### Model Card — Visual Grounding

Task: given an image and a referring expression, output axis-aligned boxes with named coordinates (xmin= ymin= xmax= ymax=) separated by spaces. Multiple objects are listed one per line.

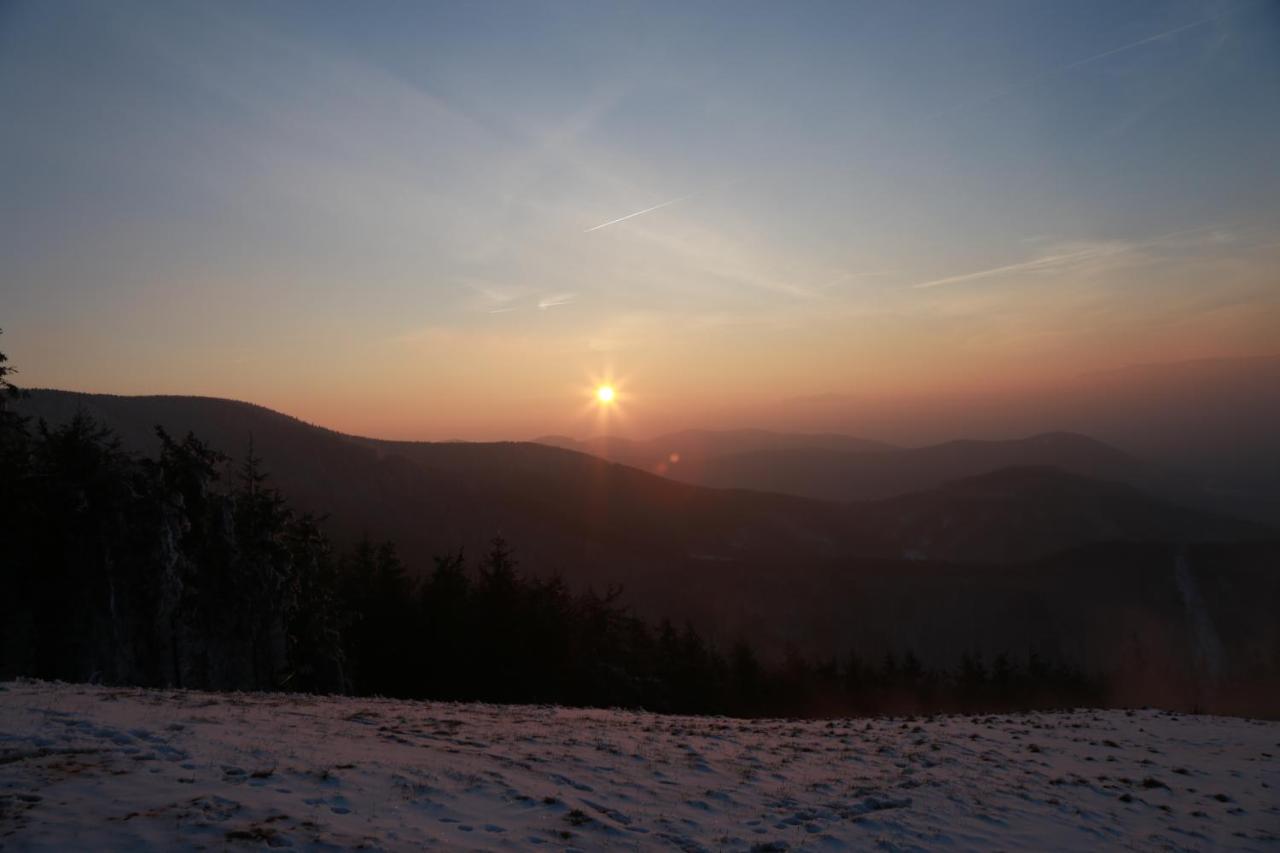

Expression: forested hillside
xmin=4 ymin=339 xmax=1278 ymax=716
xmin=0 ymin=338 xmax=1100 ymax=714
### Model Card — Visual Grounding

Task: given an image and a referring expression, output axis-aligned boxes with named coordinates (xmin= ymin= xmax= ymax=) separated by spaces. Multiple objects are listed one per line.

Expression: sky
xmin=2 ymin=0 xmax=1279 ymax=439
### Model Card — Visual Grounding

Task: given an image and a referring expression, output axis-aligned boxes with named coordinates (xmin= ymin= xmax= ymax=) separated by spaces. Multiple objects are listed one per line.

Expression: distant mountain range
xmin=15 ymin=389 xmax=1279 ymax=709
xmin=535 ymin=429 xmax=1195 ymax=506
xmin=853 ymin=466 xmax=1264 ymax=564
xmin=759 ymin=353 xmax=1280 ymax=526
xmin=534 ymin=429 xmax=898 ymax=479
xmin=21 ymin=391 xmax=1265 ymax=568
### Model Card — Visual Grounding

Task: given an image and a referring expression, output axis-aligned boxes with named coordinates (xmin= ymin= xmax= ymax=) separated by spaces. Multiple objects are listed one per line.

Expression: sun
xmin=582 ymin=372 xmax=626 ymax=421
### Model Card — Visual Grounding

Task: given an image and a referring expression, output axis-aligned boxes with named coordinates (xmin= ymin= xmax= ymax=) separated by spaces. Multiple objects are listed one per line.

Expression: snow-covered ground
xmin=1 ymin=681 xmax=1276 ymax=851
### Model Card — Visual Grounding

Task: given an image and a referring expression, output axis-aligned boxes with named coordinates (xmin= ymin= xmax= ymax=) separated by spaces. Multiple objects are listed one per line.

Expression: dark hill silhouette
xmin=19 ymin=391 xmax=1263 ymax=570
xmin=14 ymin=389 xmax=1277 ymax=703
xmin=14 ymin=391 xmax=864 ymax=611
xmin=700 ymin=432 xmax=1175 ymax=499
xmin=767 ymin=354 xmax=1280 ymax=526
xmin=535 ymin=428 xmax=896 ymax=480
xmin=854 ymin=466 xmax=1268 ymax=564
xmin=540 ymin=429 xmax=1197 ymax=506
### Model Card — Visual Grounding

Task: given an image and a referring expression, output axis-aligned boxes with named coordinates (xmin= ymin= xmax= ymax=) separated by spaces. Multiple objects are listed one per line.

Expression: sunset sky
xmin=3 ymin=0 xmax=1279 ymax=439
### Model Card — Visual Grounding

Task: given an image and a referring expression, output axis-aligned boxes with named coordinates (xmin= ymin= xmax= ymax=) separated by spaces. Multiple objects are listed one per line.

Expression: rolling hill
xmin=538 ymin=429 xmax=1197 ymax=506
xmin=534 ymin=429 xmax=896 ymax=480
xmin=850 ymin=465 xmax=1269 ymax=564
xmin=763 ymin=354 xmax=1280 ymax=526
xmin=14 ymin=389 xmax=1278 ymax=710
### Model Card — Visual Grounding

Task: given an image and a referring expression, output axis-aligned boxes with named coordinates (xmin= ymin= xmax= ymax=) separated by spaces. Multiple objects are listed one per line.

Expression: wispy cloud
xmin=820 ymin=270 xmax=898 ymax=289
xmin=1058 ymin=14 xmax=1226 ymax=73
xmin=583 ymin=195 xmax=692 ymax=233
xmin=537 ymin=292 xmax=576 ymax=309
xmin=912 ymin=244 xmax=1128 ymax=289
xmin=929 ymin=7 xmax=1237 ymax=121
xmin=912 ymin=225 xmax=1235 ymax=290
xmin=464 ymin=280 xmax=517 ymax=303
xmin=462 ymin=280 xmax=527 ymax=315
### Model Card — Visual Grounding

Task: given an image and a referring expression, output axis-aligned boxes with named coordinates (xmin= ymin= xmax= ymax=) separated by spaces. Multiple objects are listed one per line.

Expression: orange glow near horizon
xmin=581 ymin=371 xmax=631 ymax=434
xmin=5 ymin=2 xmax=1280 ymax=447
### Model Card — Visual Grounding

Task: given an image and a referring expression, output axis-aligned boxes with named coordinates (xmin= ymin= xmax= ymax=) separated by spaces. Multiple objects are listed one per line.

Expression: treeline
xmin=0 ymin=336 xmax=1101 ymax=715
xmin=338 ymin=539 xmax=1101 ymax=715
xmin=0 ymin=411 xmax=348 ymax=693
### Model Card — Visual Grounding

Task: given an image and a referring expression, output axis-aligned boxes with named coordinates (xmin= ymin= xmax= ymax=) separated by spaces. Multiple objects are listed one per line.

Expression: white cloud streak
xmin=537 ymin=293 xmax=576 ymax=309
xmin=928 ymin=8 xmax=1234 ymax=121
xmin=583 ymin=195 xmax=692 ymax=233
xmin=912 ymin=244 xmax=1128 ymax=289
xmin=1058 ymin=14 xmax=1224 ymax=73
xmin=912 ymin=225 xmax=1233 ymax=290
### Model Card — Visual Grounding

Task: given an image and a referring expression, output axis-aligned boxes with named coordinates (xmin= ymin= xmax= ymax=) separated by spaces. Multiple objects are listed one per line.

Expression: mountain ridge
xmin=14 ymin=388 xmax=1276 ymax=686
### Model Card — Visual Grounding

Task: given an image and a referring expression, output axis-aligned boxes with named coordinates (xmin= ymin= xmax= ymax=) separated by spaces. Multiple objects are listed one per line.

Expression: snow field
xmin=1 ymin=681 xmax=1276 ymax=851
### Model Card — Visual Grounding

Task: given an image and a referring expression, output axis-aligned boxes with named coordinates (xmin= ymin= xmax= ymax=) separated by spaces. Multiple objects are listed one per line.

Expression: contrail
xmin=584 ymin=195 xmax=692 ymax=233
xmin=1059 ymin=14 xmax=1223 ymax=73
xmin=912 ymin=245 xmax=1121 ymax=289
xmin=912 ymin=224 xmax=1226 ymax=289
xmin=928 ymin=8 xmax=1235 ymax=121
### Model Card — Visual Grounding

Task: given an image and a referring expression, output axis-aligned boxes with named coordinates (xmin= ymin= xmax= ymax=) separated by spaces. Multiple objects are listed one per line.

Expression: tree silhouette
xmin=0 ymin=331 xmax=1104 ymax=716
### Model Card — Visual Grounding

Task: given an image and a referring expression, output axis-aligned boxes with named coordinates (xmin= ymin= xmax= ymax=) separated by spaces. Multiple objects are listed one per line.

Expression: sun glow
xmin=580 ymin=372 xmax=628 ymax=430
